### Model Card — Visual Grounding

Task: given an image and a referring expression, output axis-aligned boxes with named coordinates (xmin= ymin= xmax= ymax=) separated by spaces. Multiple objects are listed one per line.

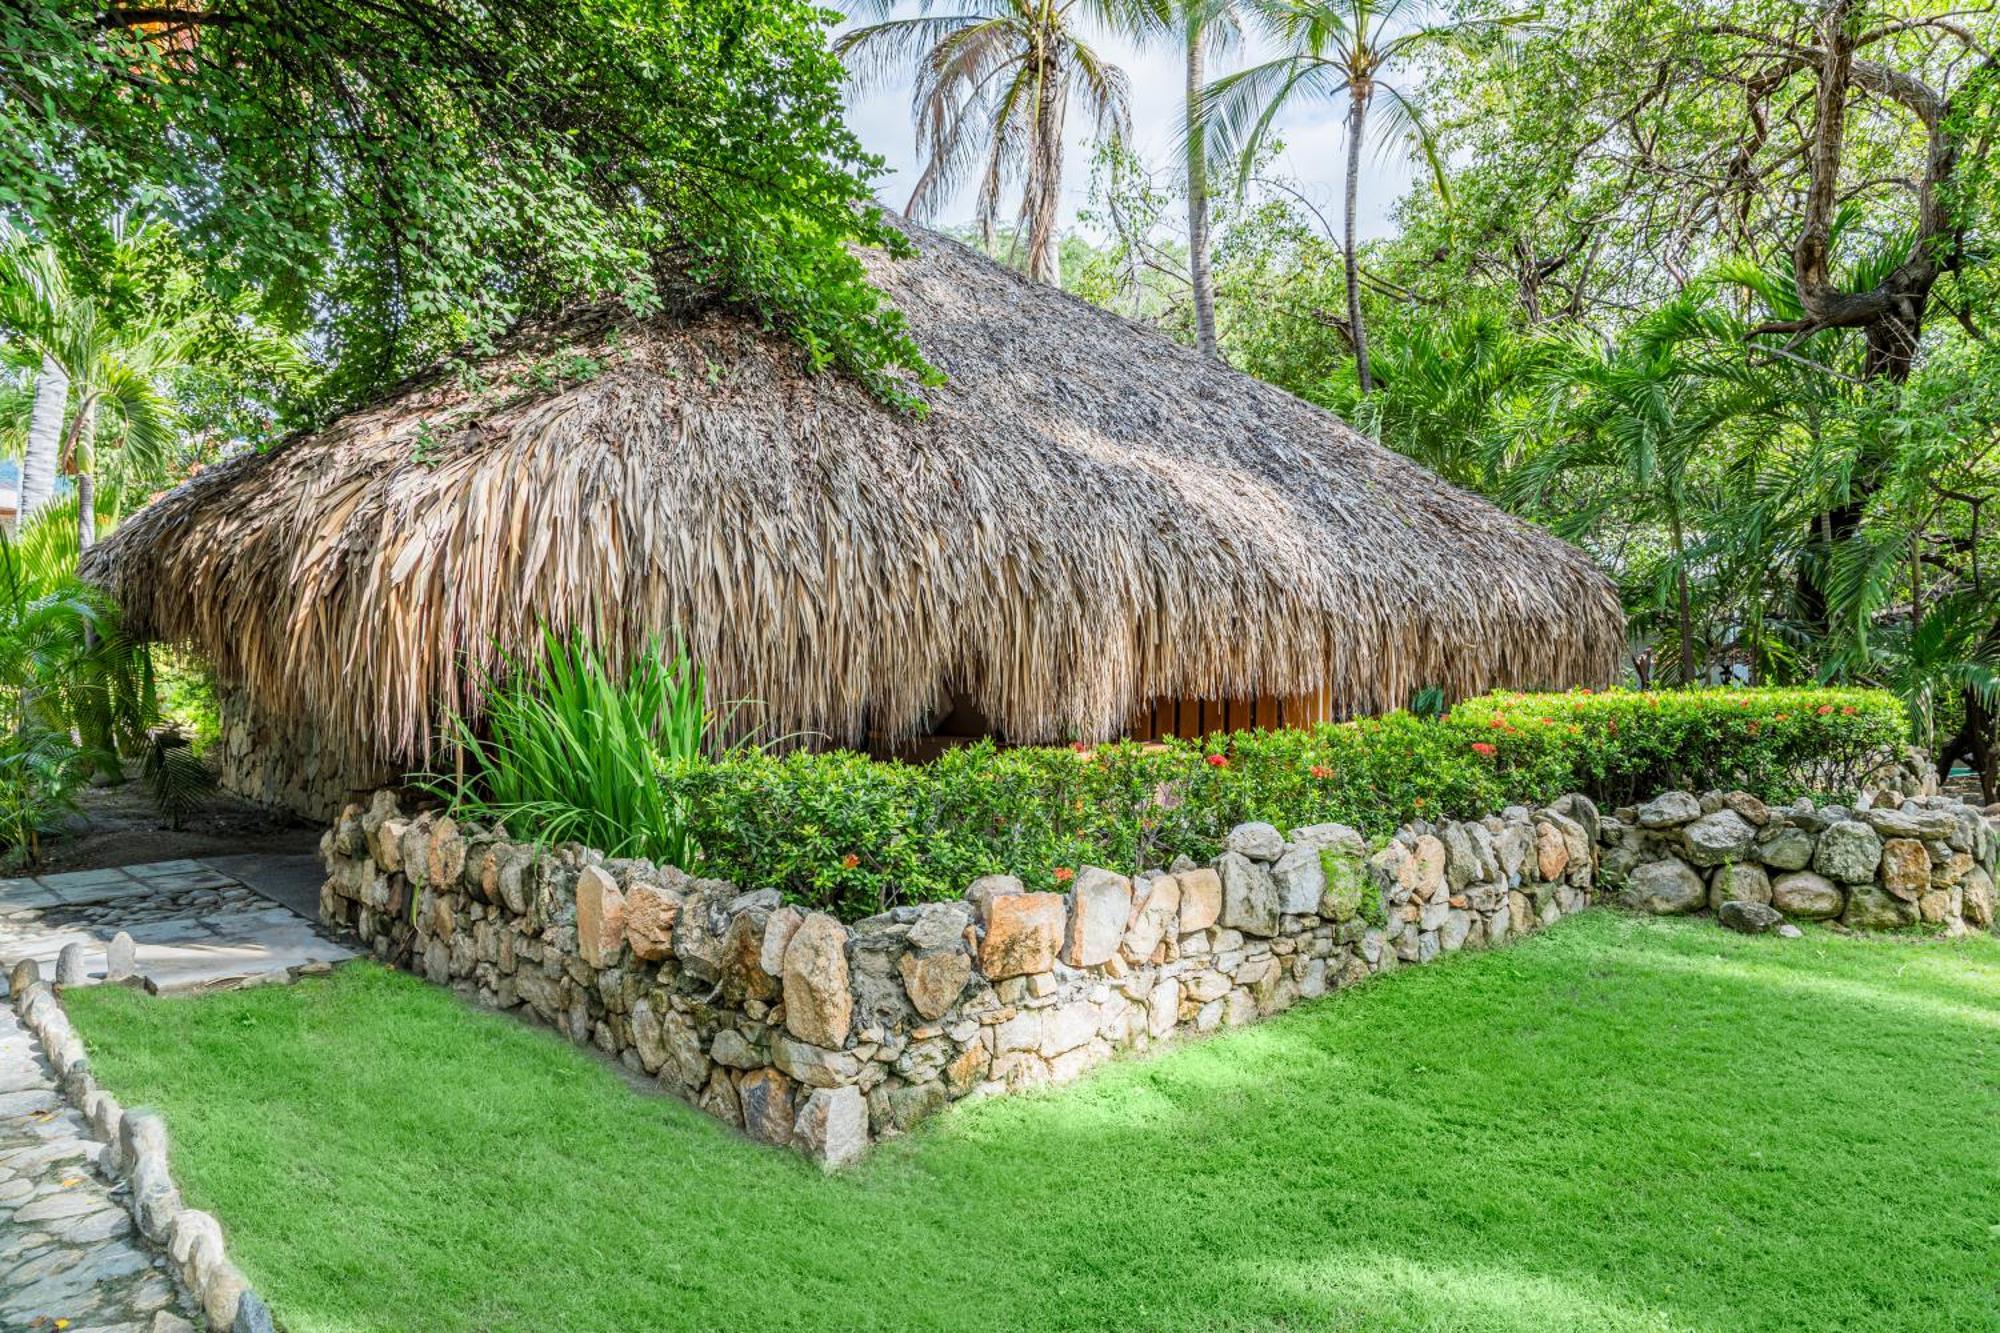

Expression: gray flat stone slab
xmin=37 ymin=868 xmax=141 ymax=902
xmin=202 ymin=852 xmax=325 ymax=920
xmin=0 ymin=882 xmax=60 ymax=914
xmin=122 ymin=859 xmax=208 ymax=877
xmin=129 ymin=867 xmax=240 ymax=892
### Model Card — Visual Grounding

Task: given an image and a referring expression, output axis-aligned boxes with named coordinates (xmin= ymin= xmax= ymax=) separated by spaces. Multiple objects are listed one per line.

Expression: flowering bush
xmin=666 ymin=687 xmax=1907 ymax=918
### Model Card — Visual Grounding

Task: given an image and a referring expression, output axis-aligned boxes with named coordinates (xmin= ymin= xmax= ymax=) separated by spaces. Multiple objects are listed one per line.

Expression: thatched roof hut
xmin=85 ymin=218 xmax=1622 ymax=811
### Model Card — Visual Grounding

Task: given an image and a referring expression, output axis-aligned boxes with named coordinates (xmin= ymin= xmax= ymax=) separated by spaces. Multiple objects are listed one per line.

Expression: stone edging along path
xmin=7 ymin=956 xmax=277 ymax=1333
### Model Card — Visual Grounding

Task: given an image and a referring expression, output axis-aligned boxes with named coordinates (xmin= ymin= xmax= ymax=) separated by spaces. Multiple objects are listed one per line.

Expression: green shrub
xmin=668 ymin=687 xmax=1909 ymax=918
xmin=1450 ymin=687 xmax=1907 ymax=808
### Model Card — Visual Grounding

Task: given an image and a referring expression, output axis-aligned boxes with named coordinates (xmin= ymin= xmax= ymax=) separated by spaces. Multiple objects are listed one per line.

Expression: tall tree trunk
xmin=20 ymin=354 xmax=67 ymax=523
xmin=67 ymin=401 xmax=98 ymax=553
xmin=1670 ymin=508 xmax=1695 ymax=684
xmin=1344 ymin=86 xmax=1372 ymax=394
xmin=1025 ymin=54 xmax=1068 ymax=286
xmin=1186 ymin=26 xmax=1218 ymax=358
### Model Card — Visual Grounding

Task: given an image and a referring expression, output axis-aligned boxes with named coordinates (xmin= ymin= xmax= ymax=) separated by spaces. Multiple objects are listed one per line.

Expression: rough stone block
xmin=1814 ymin=820 xmax=1883 ymax=884
xmin=1619 ymin=857 xmax=1704 ymax=914
xmin=1270 ymin=845 xmax=1325 ymax=915
xmin=1878 ymin=838 xmax=1929 ymax=902
xmin=624 ymin=881 xmax=683 ymax=962
xmin=1122 ymin=873 xmax=1180 ymax=963
xmin=1682 ymin=809 xmax=1757 ymax=867
xmin=574 ymin=865 xmax=625 ymax=969
xmin=1709 ymin=862 xmax=1771 ymax=911
xmin=1062 ymin=867 xmax=1133 ymax=967
xmin=782 ymin=912 xmax=853 ymax=1048
xmin=1226 ymin=822 xmax=1284 ymax=861
xmin=978 ymin=892 xmax=1065 ymax=979
xmin=1770 ymin=870 xmax=1843 ymax=920
xmin=793 ymin=1086 xmax=869 ymax=1170
xmin=1176 ymin=867 xmax=1222 ymax=933
xmin=1217 ymin=852 xmax=1279 ymax=937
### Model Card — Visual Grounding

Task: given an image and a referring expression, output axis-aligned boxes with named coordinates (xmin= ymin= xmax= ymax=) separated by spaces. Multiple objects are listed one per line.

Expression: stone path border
xmin=8 ymin=956 xmax=276 ymax=1332
xmin=0 ymin=1002 xmax=194 ymax=1331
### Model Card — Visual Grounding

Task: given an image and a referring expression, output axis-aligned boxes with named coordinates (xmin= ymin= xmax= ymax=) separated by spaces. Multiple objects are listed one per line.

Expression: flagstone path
xmin=0 ymin=853 xmax=351 ymax=1328
xmin=0 ymin=1004 xmax=197 ymax=1330
xmin=0 ymin=856 xmax=352 ymax=996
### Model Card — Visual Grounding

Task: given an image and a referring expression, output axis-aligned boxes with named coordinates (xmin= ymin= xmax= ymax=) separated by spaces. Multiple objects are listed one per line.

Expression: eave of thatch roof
xmin=84 ymin=217 xmax=1624 ymax=767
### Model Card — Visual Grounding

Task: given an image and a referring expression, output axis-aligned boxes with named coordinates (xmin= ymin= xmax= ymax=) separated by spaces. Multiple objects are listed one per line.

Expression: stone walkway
xmin=0 ymin=856 xmax=353 ymax=996
xmin=0 ymin=1005 xmax=196 ymax=1330
xmin=0 ymin=854 xmax=352 ymax=1328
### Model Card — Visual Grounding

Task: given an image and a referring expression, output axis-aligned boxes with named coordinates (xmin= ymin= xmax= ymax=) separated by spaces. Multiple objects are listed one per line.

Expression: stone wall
xmin=1599 ymin=789 xmax=1997 ymax=934
xmin=319 ymin=792 xmax=1601 ymax=1167
xmin=214 ymin=684 xmax=392 ymax=821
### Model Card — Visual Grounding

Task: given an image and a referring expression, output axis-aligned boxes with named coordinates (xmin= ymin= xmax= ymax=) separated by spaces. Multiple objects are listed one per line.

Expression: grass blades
xmin=66 ymin=915 xmax=2000 ymax=1332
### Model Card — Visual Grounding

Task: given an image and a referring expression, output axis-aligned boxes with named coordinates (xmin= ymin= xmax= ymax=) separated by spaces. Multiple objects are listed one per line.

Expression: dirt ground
xmin=31 ymin=775 xmax=320 ymax=874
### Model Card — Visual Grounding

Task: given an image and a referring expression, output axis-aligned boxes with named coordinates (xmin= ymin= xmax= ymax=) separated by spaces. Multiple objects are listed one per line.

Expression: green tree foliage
xmin=1205 ymin=0 xmax=1527 ymax=391
xmin=1 ymin=1 xmax=931 ymax=409
xmin=1046 ymin=0 xmax=2000 ymax=796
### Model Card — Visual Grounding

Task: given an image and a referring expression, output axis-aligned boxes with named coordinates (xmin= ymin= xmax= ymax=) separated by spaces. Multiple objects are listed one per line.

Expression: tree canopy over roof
xmin=0 ymin=0 xmax=929 ymax=412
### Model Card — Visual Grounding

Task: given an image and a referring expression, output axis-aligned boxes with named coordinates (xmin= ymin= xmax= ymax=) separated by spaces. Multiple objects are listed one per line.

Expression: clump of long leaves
xmin=0 ymin=499 xmax=160 ymax=859
xmin=435 ymin=629 xmax=720 ymax=866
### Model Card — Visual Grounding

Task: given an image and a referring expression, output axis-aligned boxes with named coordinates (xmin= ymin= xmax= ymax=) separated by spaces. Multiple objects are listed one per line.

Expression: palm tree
xmin=1205 ymin=0 xmax=1526 ymax=392
xmin=1170 ymin=0 xmax=1243 ymax=357
xmin=0 ymin=230 xmax=188 ymax=552
xmin=837 ymin=0 xmax=1149 ymax=285
xmin=0 ymin=242 xmax=75 ymax=522
xmin=1509 ymin=295 xmax=1766 ymax=686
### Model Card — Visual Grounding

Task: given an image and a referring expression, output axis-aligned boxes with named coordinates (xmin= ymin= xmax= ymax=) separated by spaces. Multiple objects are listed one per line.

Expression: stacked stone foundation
xmin=1600 ymin=789 xmax=1997 ymax=933
xmin=318 ymin=793 xmax=1601 ymax=1167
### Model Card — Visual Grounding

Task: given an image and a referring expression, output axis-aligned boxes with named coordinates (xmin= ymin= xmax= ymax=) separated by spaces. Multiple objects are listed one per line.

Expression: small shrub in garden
xmin=666 ymin=687 xmax=1909 ymax=917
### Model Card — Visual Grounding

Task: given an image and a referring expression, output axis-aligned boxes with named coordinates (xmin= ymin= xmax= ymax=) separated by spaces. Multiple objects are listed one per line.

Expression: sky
xmin=834 ymin=8 xmax=1419 ymax=247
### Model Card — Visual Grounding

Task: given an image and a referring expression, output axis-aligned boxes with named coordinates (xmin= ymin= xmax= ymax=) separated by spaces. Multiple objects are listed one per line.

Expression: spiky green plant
xmin=433 ymin=629 xmax=720 ymax=866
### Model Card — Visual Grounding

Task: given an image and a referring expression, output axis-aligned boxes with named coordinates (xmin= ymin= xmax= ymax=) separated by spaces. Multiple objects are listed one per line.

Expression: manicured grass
xmin=68 ymin=915 xmax=2000 ymax=1332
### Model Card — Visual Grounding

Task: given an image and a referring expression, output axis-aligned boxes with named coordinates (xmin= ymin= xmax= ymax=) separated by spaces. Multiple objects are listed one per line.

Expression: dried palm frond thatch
xmin=83 ymin=218 xmax=1622 ymax=772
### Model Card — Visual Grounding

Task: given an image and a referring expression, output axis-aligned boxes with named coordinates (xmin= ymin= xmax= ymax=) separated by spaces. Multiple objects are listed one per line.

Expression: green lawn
xmin=67 ymin=914 xmax=2000 ymax=1333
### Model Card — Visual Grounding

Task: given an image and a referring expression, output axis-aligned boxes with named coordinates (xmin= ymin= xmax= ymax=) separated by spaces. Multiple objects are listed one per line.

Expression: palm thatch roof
xmin=84 ymin=218 xmax=1623 ymax=769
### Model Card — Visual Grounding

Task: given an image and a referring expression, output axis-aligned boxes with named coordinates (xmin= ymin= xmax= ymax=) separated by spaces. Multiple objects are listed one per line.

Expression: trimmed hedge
xmin=667 ymin=687 xmax=1908 ymax=919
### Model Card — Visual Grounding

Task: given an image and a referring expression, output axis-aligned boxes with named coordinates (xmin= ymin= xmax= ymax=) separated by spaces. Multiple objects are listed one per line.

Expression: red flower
xmin=1774 ymin=713 xmax=1789 ymax=722
xmin=1816 ymin=704 xmax=1833 ymax=716
xmin=840 ymin=853 xmax=859 ymax=870
xmin=1489 ymin=717 xmax=1506 ymax=728
xmin=1071 ymin=741 xmax=1090 ymax=752
xmin=1607 ymin=720 xmax=1618 ymax=735
xmin=1842 ymin=705 xmax=1857 ymax=716
xmin=1054 ymin=866 xmax=1076 ymax=884
xmin=1309 ymin=764 xmax=1334 ymax=780
xmin=1205 ymin=754 xmax=1229 ymax=768
xmin=1471 ymin=741 xmax=1497 ymax=757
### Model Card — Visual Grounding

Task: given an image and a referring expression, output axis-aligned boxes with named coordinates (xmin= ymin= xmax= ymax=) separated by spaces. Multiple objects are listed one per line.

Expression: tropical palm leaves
xmin=838 ymin=0 xmax=1151 ymax=283
xmin=1204 ymin=0 xmax=1531 ymax=391
xmin=0 ymin=219 xmax=195 ymax=547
